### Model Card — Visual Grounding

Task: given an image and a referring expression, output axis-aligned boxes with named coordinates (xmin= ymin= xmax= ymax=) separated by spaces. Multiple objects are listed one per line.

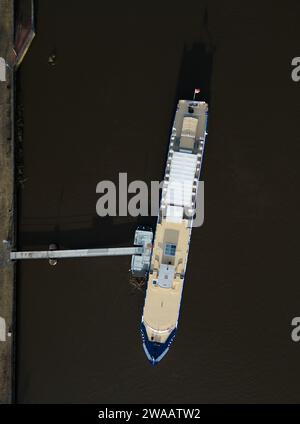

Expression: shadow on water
xmin=20 ymin=214 xmax=157 ymax=249
xmin=175 ymin=1 xmax=215 ymax=106
xmin=175 ymin=42 xmax=214 ymax=105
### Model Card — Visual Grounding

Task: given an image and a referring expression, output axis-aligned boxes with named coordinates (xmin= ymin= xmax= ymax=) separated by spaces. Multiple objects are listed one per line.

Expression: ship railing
xmin=144 ymin=322 xmax=174 ymax=335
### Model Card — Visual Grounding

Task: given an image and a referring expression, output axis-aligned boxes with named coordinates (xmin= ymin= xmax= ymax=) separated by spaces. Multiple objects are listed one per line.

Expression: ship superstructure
xmin=141 ymin=99 xmax=208 ymax=364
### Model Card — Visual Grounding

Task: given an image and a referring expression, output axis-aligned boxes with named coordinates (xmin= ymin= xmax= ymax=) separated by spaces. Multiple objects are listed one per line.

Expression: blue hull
xmin=141 ymin=322 xmax=177 ymax=365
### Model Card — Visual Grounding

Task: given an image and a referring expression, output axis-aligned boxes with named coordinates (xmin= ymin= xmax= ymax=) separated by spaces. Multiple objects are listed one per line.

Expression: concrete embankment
xmin=0 ymin=0 xmax=15 ymax=404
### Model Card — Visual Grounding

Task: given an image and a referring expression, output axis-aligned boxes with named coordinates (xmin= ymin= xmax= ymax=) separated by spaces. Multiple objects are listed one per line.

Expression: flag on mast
xmin=193 ymin=88 xmax=201 ymax=100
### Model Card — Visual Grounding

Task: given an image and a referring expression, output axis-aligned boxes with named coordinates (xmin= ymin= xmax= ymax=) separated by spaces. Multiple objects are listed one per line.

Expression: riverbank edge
xmin=0 ymin=0 xmax=15 ymax=404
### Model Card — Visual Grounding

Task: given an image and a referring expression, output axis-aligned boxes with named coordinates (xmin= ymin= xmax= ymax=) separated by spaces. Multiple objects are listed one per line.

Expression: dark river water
xmin=16 ymin=0 xmax=300 ymax=403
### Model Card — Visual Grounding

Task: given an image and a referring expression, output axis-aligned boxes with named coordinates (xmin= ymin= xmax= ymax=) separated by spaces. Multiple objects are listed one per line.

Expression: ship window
xmin=164 ymin=243 xmax=176 ymax=257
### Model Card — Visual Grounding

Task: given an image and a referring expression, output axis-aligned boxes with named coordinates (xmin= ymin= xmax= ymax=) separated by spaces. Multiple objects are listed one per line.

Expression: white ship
xmin=140 ymin=99 xmax=208 ymax=364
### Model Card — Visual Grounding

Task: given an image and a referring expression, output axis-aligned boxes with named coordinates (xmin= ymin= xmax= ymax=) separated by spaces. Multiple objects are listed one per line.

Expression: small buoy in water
xmin=49 ymin=243 xmax=58 ymax=266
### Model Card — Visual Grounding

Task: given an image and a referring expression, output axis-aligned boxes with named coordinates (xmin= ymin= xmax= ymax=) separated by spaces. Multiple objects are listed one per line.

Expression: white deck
xmin=165 ymin=151 xmax=198 ymax=208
